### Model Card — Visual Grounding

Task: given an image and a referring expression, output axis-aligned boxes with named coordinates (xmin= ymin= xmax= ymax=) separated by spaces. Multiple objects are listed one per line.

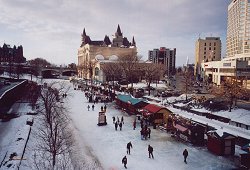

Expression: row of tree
xmin=78 ymin=54 xmax=167 ymax=95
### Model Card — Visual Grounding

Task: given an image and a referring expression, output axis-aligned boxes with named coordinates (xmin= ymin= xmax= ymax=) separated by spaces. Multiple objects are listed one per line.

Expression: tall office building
xmin=226 ymin=0 xmax=250 ymax=58
xmin=148 ymin=47 xmax=176 ymax=76
xmin=195 ymin=37 xmax=221 ymax=77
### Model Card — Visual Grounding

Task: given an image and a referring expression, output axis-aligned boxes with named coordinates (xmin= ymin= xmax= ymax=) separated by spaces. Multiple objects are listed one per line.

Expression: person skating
xmin=92 ymin=104 xmax=95 ymax=111
xmin=115 ymin=121 xmax=118 ymax=131
xmin=104 ymin=104 xmax=107 ymax=112
xmin=121 ymin=116 xmax=124 ymax=124
xmin=183 ymin=149 xmax=188 ymax=164
xmin=87 ymin=105 xmax=90 ymax=111
xmin=112 ymin=116 xmax=115 ymax=124
xmin=147 ymin=127 xmax=151 ymax=139
xmin=119 ymin=122 xmax=123 ymax=131
xmin=101 ymin=106 xmax=103 ymax=112
xmin=133 ymin=119 xmax=136 ymax=130
xmin=148 ymin=145 xmax=154 ymax=159
xmin=117 ymin=116 xmax=120 ymax=124
xmin=126 ymin=142 xmax=133 ymax=155
xmin=122 ymin=156 xmax=127 ymax=169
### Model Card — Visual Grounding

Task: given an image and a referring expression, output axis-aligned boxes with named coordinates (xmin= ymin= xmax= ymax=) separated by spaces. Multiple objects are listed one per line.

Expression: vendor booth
xmin=142 ymin=104 xmax=172 ymax=126
xmin=207 ymin=130 xmax=235 ymax=156
xmin=115 ymin=94 xmax=147 ymax=115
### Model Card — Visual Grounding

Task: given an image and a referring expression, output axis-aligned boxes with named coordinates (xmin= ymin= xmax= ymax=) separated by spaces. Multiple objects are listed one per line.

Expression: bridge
xmin=0 ymin=63 xmax=77 ymax=78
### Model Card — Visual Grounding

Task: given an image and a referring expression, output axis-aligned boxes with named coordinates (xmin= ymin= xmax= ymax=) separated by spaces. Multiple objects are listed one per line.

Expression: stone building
xmin=195 ymin=37 xmax=221 ymax=79
xmin=0 ymin=43 xmax=26 ymax=63
xmin=77 ymin=25 xmax=137 ymax=80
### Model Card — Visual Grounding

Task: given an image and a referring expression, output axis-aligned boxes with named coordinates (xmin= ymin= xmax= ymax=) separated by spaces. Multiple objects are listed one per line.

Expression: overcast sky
xmin=0 ymin=0 xmax=231 ymax=66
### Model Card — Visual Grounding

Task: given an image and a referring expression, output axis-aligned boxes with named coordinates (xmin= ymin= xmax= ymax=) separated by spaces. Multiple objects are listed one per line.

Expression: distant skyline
xmin=0 ymin=0 xmax=230 ymax=66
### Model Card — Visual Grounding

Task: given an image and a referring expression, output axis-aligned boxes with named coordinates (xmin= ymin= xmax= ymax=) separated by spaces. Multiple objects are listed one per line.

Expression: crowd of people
xmin=80 ymin=83 xmax=189 ymax=169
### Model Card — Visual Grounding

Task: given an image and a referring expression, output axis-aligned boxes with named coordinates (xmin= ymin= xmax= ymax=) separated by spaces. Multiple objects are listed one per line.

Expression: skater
xmin=122 ymin=156 xmax=127 ymax=169
xmin=104 ymin=104 xmax=107 ymax=112
xmin=87 ymin=105 xmax=90 ymax=111
xmin=121 ymin=116 xmax=124 ymax=124
xmin=119 ymin=122 xmax=123 ymax=131
xmin=112 ymin=116 xmax=115 ymax=124
xmin=92 ymin=104 xmax=95 ymax=111
xmin=101 ymin=106 xmax=103 ymax=112
xmin=115 ymin=121 xmax=118 ymax=131
xmin=133 ymin=119 xmax=136 ymax=130
xmin=140 ymin=129 xmax=144 ymax=140
xmin=117 ymin=116 xmax=120 ymax=124
xmin=147 ymin=127 xmax=151 ymax=138
xmin=126 ymin=142 xmax=133 ymax=155
xmin=148 ymin=145 xmax=154 ymax=159
xmin=183 ymin=149 xmax=188 ymax=163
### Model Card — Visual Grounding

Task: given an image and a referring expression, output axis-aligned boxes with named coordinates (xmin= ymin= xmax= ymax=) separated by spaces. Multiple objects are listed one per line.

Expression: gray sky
xmin=0 ymin=0 xmax=230 ymax=66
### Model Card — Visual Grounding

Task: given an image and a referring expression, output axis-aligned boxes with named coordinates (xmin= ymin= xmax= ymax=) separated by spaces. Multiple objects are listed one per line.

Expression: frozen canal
xmin=68 ymin=84 xmax=236 ymax=170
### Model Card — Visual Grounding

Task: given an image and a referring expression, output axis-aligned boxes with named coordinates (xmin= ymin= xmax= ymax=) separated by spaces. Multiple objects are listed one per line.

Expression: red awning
xmin=174 ymin=124 xmax=188 ymax=132
xmin=140 ymin=110 xmax=153 ymax=117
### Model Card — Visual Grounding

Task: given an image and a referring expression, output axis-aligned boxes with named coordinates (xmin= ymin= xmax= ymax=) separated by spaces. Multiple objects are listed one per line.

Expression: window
xmin=214 ymin=42 xmax=216 ymax=46
xmin=204 ymin=43 xmax=206 ymax=46
xmin=209 ymin=47 xmax=211 ymax=50
xmin=204 ymin=47 xmax=206 ymax=50
xmin=214 ymin=47 xmax=216 ymax=50
xmin=204 ymin=51 xmax=206 ymax=54
xmin=209 ymin=43 xmax=211 ymax=46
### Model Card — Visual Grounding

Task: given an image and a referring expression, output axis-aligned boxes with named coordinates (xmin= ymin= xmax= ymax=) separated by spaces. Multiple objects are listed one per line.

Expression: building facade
xmin=195 ymin=37 xmax=221 ymax=78
xmin=78 ymin=25 xmax=137 ymax=80
xmin=148 ymin=47 xmax=176 ymax=76
xmin=226 ymin=0 xmax=250 ymax=57
xmin=0 ymin=44 xmax=26 ymax=63
xmin=201 ymin=0 xmax=250 ymax=88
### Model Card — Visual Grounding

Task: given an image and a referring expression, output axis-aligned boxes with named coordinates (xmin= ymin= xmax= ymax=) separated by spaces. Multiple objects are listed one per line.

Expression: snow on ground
xmin=67 ymin=82 xmax=236 ymax=170
xmin=0 ymin=79 xmax=244 ymax=169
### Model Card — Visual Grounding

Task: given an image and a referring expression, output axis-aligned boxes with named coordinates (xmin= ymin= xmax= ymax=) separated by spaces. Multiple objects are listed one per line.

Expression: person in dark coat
xmin=121 ymin=116 xmax=124 ymax=124
xmin=148 ymin=145 xmax=154 ymax=159
xmin=104 ymin=105 xmax=107 ymax=112
xmin=133 ymin=119 xmax=136 ymax=130
xmin=147 ymin=127 xmax=151 ymax=138
xmin=92 ymin=104 xmax=95 ymax=111
xmin=112 ymin=116 xmax=115 ymax=124
xmin=183 ymin=149 xmax=188 ymax=163
xmin=101 ymin=106 xmax=103 ymax=112
xmin=122 ymin=156 xmax=127 ymax=169
xmin=115 ymin=121 xmax=118 ymax=131
xmin=117 ymin=116 xmax=120 ymax=124
xmin=140 ymin=129 xmax=144 ymax=140
xmin=87 ymin=105 xmax=90 ymax=111
xmin=119 ymin=122 xmax=123 ymax=131
xmin=126 ymin=142 xmax=133 ymax=155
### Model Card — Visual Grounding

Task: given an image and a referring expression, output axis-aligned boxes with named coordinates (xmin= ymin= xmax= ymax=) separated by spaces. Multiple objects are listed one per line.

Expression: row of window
xmin=204 ymin=47 xmax=217 ymax=51
xmin=204 ymin=42 xmax=217 ymax=46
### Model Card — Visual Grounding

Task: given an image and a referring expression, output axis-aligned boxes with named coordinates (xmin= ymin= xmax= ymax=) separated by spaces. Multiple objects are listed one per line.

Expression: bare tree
xmin=181 ymin=67 xmax=193 ymax=101
xmin=210 ymin=78 xmax=249 ymax=112
xmin=101 ymin=62 xmax=122 ymax=85
xmin=118 ymin=53 xmax=141 ymax=88
xmin=34 ymin=81 xmax=73 ymax=169
xmin=142 ymin=63 xmax=166 ymax=96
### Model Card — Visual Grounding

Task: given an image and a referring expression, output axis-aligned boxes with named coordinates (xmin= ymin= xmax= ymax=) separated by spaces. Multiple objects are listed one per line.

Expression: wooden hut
xmin=115 ymin=94 xmax=147 ymax=115
xmin=142 ymin=104 xmax=173 ymax=125
xmin=207 ymin=130 xmax=235 ymax=156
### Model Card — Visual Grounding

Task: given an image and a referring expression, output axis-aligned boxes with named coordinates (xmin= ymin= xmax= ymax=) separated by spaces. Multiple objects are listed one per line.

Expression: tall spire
xmin=131 ymin=36 xmax=136 ymax=47
xmin=82 ymin=28 xmax=86 ymax=37
xmin=116 ymin=24 xmax=122 ymax=36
